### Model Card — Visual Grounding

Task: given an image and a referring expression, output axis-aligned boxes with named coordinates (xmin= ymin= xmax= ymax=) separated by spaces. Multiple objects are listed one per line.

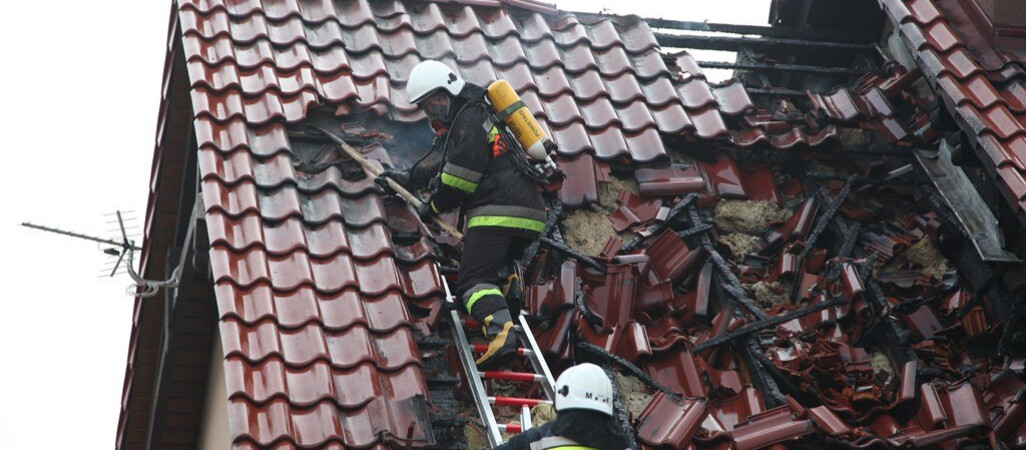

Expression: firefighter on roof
xmin=492 ymin=363 xmax=632 ymax=450
xmin=381 ymin=60 xmax=547 ymax=369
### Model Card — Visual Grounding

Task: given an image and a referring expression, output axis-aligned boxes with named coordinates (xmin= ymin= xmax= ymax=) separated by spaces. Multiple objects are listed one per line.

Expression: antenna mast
xmin=21 ymin=210 xmax=179 ymax=297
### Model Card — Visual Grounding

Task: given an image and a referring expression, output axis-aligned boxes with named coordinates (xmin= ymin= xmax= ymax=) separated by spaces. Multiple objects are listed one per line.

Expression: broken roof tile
xmin=556 ymin=153 xmax=600 ymax=206
xmin=636 ymin=166 xmax=706 ymax=197
xmin=586 ymin=264 xmax=638 ymax=331
xmin=637 ymin=392 xmax=710 ymax=448
xmin=729 ymin=406 xmax=815 ymax=450
xmin=645 ymin=230 xmax=703 ymax=283
xmin=700 ymin=156 xmax=746 ymax=198
xmin=643 ymin=348 xmax=706 ymax=397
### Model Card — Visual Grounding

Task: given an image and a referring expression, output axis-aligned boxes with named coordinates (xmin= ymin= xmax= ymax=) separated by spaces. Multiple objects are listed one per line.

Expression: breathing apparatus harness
xmin=411 ymin=84 xmax=561 ymax=187
xmin=484 ymin=105 xmax=555 ymax=185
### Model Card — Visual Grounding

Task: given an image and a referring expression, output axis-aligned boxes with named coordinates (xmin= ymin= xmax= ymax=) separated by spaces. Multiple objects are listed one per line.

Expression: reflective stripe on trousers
xmin=463 ymin=283 xmax=503 ymax=313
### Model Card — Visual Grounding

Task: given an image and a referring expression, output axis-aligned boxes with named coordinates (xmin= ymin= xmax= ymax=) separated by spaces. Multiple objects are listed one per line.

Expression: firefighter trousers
xmin=453 ymin=227 xmax=534 ymax=322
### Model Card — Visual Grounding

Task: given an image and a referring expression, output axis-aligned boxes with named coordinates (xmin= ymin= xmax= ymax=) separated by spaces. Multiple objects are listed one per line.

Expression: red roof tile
xmin=637 ymin=392 xmax=709 ymax=448
xmin=729 ymin=406 xmax=814 ymax=450
xmin=807 ymin=65 xmax=914 ymax=141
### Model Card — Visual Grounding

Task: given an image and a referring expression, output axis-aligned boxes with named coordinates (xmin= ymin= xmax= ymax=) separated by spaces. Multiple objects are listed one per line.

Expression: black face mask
xmin=420 ymin=93 xmax=453 ymax=123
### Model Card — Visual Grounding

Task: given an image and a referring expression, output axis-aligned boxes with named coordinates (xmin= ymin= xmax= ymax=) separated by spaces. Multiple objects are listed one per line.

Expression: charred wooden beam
xmin=692 ymin=296 xmax=848 ymax=352
xmin=697 ymin=60 xmax=863 ymax=75
xmin=647 ymin=18 xmax=875 ymax=43
xmin=746 ymin=88 xmax=810 ymax=97
xmin=571 ymin=12 xmax=878 ymax=43
xmin=654 ymin=32 xmax=874 ymax=53
xmin=540 ymin=236 xmax=606 ymax=272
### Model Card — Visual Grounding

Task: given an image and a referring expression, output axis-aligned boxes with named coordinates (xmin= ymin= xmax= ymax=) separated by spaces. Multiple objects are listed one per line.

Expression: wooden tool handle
xmin=307 ymin=125 xmax=465 ymax=240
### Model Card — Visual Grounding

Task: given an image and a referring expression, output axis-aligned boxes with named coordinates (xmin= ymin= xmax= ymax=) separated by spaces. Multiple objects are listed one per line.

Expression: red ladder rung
xmin=481 ymin=371 xmax=543 ymax=382
xmin=498 ymin=423 xmax=523 ymax=434
xmin=489 ymin=396 xmax=551 ymax=407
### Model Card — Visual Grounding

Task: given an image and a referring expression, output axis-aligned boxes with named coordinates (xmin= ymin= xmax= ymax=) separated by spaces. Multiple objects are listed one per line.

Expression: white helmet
xmin=406 ymin=60 xmax=465 ymax=104
xmin=554 ymin=363 xmax=614 ymax=416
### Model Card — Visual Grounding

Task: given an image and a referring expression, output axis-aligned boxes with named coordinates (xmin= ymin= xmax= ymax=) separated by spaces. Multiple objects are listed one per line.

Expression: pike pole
xmin=306 ymin=124 xmax=465 ymax=240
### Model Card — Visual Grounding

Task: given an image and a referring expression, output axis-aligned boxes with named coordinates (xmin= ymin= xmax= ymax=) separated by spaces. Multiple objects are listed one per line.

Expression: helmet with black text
xmin=553 ymin=363 xmax=614 ymax=416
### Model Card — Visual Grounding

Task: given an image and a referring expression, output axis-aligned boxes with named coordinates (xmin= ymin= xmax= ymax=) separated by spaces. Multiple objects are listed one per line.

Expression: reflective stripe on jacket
xmin=529 ymin=436 xmax=596 ymax=450
xmin=427 ymin=84 xmax=546 ymax=236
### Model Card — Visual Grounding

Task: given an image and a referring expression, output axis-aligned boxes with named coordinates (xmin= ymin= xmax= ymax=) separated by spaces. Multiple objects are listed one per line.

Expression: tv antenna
xmin=21 ymin=210 xmax=180 ymax=297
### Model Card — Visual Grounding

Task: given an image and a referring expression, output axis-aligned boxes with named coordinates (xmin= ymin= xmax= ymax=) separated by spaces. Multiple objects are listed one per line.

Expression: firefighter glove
xmin=375 ymin=168 xmax=411 ymax=192
xmin=417 ymin=199 xmax=435 ymax=223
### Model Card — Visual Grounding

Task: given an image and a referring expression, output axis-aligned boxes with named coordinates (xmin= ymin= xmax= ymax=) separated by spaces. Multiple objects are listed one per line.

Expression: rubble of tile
xmin=520 ymin=143 xmax=1026 ymax=447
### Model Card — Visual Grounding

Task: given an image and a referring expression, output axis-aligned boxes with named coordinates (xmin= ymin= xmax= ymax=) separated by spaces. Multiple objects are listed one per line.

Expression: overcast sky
xmin=0 ymin=0 xmax=767 ymax=447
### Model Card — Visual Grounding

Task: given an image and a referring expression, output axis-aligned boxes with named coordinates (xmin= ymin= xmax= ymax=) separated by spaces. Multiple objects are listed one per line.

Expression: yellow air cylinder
xmin=486 ymin=80 xmax=550 ymax=161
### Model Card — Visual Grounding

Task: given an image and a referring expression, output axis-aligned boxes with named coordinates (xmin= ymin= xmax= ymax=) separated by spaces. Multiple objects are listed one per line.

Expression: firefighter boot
xmin=501 ymin=267 xmax=524 ymax=319
xmin=475 ymin=308 xmax=517 ymax=370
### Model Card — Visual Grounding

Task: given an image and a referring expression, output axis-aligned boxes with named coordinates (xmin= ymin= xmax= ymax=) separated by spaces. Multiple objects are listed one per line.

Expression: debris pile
xmin=519 ymin=149 xmax=1026 ymax=448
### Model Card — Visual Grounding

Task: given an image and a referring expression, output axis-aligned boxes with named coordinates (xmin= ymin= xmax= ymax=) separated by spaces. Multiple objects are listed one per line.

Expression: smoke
xmin=357 ymin=112 xmax=438 ymax=169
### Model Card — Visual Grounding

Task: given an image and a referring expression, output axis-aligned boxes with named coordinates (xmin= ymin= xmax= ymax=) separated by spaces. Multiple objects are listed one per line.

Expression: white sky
xmin=0 ymin=0 xmax=767 ymax=447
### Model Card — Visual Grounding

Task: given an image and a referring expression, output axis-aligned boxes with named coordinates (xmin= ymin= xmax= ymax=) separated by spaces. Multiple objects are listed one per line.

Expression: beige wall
xmin=197 ymin=331 xmax=231 ymax=450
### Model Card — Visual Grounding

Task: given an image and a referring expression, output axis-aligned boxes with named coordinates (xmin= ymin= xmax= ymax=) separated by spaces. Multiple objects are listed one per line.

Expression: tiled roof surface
xmin=200 ymin=122 xmax=443 ymax=447
xmin=879 ymin=0 xmax=1026 ymax=226
xmin=179 ymin=0 xmax=832 ymax=165
xmin=183 ymin=0 xmax=481 ymax=442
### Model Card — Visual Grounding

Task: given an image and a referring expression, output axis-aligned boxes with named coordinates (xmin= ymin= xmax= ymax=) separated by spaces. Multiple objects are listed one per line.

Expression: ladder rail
xmin=440 ymin=268 xmax=504 ymax=446
xmin=438 ymin=263 xmax=558 ymax=446
xmin=516 ymin=314 xmax=557 ymax=401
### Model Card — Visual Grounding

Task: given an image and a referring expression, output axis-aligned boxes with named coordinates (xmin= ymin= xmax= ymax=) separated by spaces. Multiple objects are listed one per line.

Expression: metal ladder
xmin=440 ymin=270 xmax=557 ymax=447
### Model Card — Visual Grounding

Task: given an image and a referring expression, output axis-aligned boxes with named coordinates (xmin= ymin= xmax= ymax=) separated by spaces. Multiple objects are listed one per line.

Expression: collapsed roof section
xmin=515 ymin=0 xmax=1026 ymax=448
xmin=878 ymin=0 xmax=1026 ymax=230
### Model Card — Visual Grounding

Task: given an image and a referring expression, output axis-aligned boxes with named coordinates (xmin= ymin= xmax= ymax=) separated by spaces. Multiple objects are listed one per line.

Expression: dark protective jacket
xmin=417 ymin=83 xmax=546 ymax=237
xmin=491 ymin=410 xmax=631 ymax=450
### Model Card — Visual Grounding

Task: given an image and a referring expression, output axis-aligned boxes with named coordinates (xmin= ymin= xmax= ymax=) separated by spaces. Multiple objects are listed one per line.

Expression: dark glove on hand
xmin=417 ymin=200 xmax=435 ymax=223
xmin=375 ymin=168 xmax=411 ymax=192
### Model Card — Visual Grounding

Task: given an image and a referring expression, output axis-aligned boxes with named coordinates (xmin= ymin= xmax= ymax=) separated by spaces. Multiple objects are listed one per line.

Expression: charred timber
xmin=746 ymin=88 xmax=811 ymax=97
xmin=654 ymin=32 xmax=874 ymax=53
xmin=691 ymin=296 xmax=848 ymax=352
xmin=687 ymin=207 xmax=769 ymax=320
xmin=540 ymin=236 xmax=606 ymax=272
xmin=643 ymin=18 xmax=876 ymax=43
xmin=570 ymin=13 xmax=878 ymax=43
xmin=697 ymin=60 xmax=864 ymax=75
